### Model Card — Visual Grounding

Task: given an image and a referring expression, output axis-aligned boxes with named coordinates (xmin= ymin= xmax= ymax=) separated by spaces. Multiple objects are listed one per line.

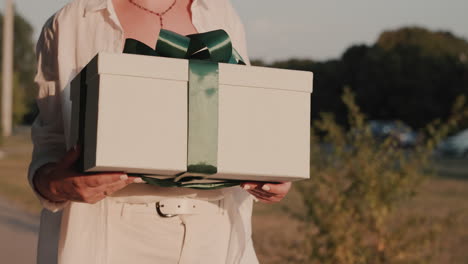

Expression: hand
xmin=240 ymin=181 xmax=292 ymax=204
xmin=33 ymin=146 xmax=143 ymax=204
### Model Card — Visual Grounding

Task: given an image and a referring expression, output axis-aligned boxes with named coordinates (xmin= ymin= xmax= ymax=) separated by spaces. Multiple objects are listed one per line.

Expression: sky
xmin=2 ymin=0 xmax=468 ymax=62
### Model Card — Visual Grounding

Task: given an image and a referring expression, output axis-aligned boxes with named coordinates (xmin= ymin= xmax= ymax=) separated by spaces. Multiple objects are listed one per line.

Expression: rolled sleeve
xmin=28 ymin=101 xmax=69 ymax=212
xmin=28 ymin=16 xmax=69 ymax=212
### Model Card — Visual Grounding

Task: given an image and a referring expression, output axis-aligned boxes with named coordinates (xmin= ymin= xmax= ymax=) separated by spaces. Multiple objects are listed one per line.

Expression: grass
xmin=0 ymin=128 xmax=467 ymax=263
xmin=0 ymin=129 xmax=41 ymax=213
xmin=252 ymin=160 xmax=468 ymax=264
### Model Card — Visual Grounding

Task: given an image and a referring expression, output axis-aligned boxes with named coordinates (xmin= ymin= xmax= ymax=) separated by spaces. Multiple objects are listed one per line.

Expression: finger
xmin=253 ymin=191 xmax=284 ymax=202
xmin=131 ymin=177 xmax=146 ymax=184
xmin=89 ymin=176 xmax=134 ymax=197
xmin=248 ymin=187 xmax=287 ymax=201
xmin=77 ymin=182 xmax=118 ymax=204
xmin=63 ymin=186 xmax=95 ymax=203
xmin=59 ymin=145 xmax=82 ymax=169
xmin=257 ymin=198 xmax=280 ymax=204
xmin=241 ymin=182 xmax=260 ymax=191
xmin=121 ymin=176 xmax=144 ymax=185
xmin=248 ymin=190 xmax=282 ymax=203
xmin=102 ymin=180 xmax=131 ymax=196
xmin=259 ymin=182 xmax=292 ymax=195
xmin=84 ymin=192 xmax=106 ymax=204
xmin=248 ymin=189 xmax=276 ymax=199
xmin=83 ymin=173 xmax=129 ymax=187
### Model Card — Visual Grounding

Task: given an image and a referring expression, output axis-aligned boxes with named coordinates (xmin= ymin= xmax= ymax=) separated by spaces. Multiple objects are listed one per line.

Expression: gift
xmin=69 ymin=30 xmax=313 ymax=186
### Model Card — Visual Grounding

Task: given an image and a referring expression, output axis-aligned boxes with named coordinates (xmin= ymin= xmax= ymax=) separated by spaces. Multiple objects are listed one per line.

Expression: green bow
xmin=123 ymin=29 xmax=245 ymax=65
xmin=123 ymin=29 xmax=245 ymax=189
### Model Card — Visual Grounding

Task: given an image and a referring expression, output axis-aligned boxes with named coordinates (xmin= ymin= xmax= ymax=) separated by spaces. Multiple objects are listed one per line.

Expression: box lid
xmin=86 ymin=52 xmax=313 ymax=93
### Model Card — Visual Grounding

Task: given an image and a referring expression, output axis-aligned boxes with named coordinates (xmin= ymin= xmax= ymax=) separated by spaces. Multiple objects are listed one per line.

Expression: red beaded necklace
xmin=128 ymin=0 xmax=177 ymax=27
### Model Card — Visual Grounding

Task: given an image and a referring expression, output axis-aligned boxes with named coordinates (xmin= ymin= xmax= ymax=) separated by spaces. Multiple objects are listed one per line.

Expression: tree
xmin=0 ymin=10 xmax=37 ymax=125
xmin=377 ymin=26 xmax=468 ymax=59
xmin=343 ymin=27 xmax=468 ymax=128
xmin=263 ymin=26 xmax=468 ymax=130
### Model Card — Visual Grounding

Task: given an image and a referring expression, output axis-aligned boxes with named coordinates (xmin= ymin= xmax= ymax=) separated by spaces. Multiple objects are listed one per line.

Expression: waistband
xmin=109 ymin=197 xmax=225 ymax=217
xmin=108 ymin=183 xmax=225 ymax=203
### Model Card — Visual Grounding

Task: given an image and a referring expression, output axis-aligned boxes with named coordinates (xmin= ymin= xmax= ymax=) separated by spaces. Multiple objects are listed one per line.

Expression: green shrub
xmin=294 ymin=88 xmax=468 ymax=264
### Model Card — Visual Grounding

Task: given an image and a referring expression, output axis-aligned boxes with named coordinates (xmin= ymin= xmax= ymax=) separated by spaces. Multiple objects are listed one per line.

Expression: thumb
xmin=59 ymin=145 xmax=81 ymax=169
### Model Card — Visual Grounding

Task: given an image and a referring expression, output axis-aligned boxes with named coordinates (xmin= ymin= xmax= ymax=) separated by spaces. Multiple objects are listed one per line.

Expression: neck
xmin=129 ymin=0 xmax=177 ymax=10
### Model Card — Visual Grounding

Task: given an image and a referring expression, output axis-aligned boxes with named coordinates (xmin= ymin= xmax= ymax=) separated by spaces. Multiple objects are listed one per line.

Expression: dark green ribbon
xmin=123 ymin=29 xmax=245 ymax=189
xmin=123 ymin=29 xmax=245 ymax=64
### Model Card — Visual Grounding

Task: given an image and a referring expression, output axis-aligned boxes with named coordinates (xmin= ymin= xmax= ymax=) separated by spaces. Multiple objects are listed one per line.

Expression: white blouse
xmin=28 ymin=0 xmax=257 ymax=263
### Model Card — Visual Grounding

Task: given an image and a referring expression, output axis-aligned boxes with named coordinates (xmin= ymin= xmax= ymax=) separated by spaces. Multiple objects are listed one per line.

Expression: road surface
xmin=0 ymin=197 xmax=38 ymax=264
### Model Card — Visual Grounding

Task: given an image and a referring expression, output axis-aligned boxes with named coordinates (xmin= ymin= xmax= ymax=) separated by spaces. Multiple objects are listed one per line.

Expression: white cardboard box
xmin=70 ymin=52 xmax=313 ymax=182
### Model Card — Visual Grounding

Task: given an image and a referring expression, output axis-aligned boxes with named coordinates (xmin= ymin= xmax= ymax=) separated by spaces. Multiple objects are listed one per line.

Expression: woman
xmin=29 ymin=0 xmax=291 ymax=263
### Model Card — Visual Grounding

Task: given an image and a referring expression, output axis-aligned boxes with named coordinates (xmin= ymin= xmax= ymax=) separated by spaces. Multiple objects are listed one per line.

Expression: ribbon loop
xmin=124 ymin=29 xmax=245 ymax=64
xmin=156 ymin=29 xmax=191 ymax=59
xmin=186 ymin=30 xmax=233 ymax=63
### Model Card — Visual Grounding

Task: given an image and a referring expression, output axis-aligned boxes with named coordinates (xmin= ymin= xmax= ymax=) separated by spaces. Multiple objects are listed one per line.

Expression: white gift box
xmin=70 ymin=52 xmax=313 ymax=182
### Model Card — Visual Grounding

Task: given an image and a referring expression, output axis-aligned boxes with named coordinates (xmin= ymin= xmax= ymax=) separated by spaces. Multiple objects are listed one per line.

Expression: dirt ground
xmin=0 ymin=196 xmax=38 ymax=264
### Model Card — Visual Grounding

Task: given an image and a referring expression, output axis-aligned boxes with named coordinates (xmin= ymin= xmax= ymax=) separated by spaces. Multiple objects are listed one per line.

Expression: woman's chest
xmin=112 ymin=0 xmax=198 ymax=48
xmin=68 ymin=0 xmax=235 ymax=77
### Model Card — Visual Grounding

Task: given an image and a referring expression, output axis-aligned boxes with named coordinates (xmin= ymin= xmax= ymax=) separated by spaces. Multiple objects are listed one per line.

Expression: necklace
xmin=128 ymin=0 xmax=177 ymax=28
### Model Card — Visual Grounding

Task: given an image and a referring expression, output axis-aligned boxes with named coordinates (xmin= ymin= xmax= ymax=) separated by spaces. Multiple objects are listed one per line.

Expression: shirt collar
xmin=84 ymin=0 xmax=108 ymax=15
xmin=84 ymin=0 xmax=206 ymax=15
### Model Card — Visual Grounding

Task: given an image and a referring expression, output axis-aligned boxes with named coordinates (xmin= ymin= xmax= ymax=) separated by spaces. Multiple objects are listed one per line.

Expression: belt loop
xmin=216 ymin=199 xmax=224 ymax=215
xmin=120 ymin=203 xmax=130 ymax=221
xmin=219 ymin=199 xmax=225 ymax=215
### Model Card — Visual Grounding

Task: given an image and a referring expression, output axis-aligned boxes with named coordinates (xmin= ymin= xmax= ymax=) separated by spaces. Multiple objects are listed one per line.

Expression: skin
xmin=34 ymin=146 xmax=140 ymax=203
xmin=240 ymin=182 xmax=292 ymax=204
xmin=113 ymin=0 xmax=198 ymax=47
xmin=33 ymin=0 xmax=291 ymax=204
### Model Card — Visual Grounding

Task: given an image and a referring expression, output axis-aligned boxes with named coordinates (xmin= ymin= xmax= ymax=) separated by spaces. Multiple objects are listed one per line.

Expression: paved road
xmin=0 ymin=197 xmax=39 ymax=264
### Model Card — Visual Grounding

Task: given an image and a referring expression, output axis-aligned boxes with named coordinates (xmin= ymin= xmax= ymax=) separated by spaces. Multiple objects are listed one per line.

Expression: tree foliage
xmin=377 ymin=27 xmax=468 ymax=59
xmin=0 ymin=10 xmax=37 ymax=124
xmin=292 ymin=89 xmax=468 ymax=264
xmin=255 ymin=27 xmax=468 ymax=130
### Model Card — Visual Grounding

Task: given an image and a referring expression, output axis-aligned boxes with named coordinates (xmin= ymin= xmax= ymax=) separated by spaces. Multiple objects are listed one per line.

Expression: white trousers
xmin=106 ymin=200 xmax=231 ymax=264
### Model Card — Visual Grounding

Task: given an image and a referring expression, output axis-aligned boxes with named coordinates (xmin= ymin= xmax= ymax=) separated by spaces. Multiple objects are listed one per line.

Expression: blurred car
xmin=369 ymin=120 xmax=419 ymax=148
xmin=435 ymin=129 xmax=468 ymax=158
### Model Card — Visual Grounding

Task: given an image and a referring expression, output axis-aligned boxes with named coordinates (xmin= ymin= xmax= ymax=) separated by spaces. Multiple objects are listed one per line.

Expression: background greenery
xmin=253 ymin=26 xmax=468 ymax=131
xmin=0 ymin=11 xmax=37 ymax=126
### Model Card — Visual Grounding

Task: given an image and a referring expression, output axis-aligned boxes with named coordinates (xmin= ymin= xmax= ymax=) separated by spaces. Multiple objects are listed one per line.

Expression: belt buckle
xmin=155 ymin=202 xmax=178 ymax=218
